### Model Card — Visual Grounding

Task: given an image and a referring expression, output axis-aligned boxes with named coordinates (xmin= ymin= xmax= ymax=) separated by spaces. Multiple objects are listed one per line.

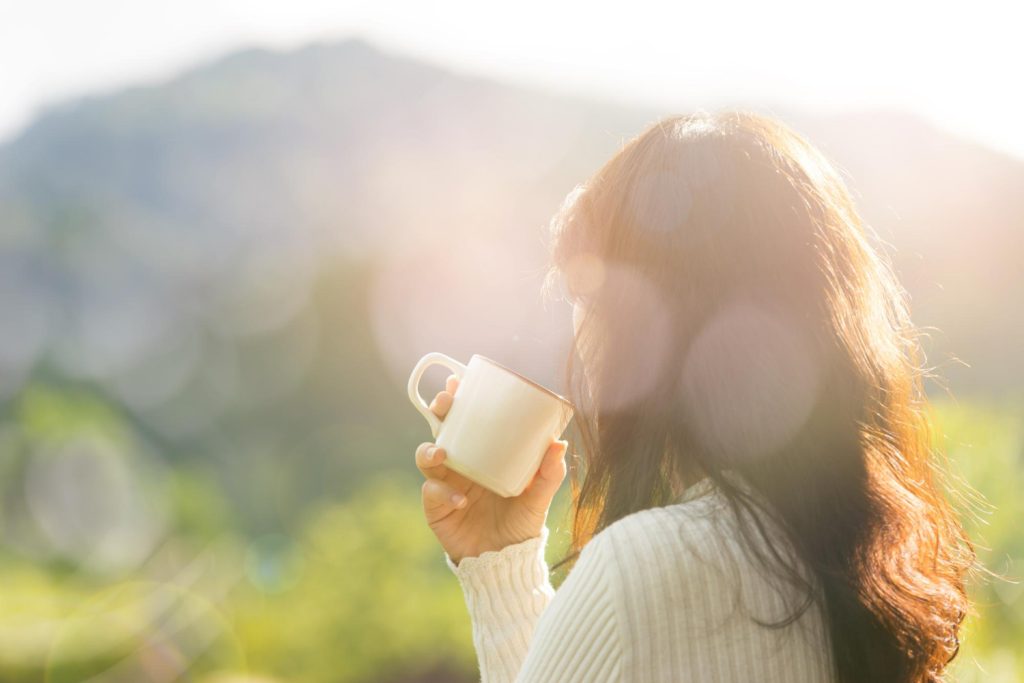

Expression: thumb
xmin=520 ymin=439 xmax=568 ymax=511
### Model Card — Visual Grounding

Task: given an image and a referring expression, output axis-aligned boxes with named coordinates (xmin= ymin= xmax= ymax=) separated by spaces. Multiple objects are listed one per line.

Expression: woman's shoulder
xmin=588 ymin=476 xmax=792 ymax=594
xmin=598 ymin=490 xmax=729 ymax=557
xmin=595 ymin=477 xmax=736 ymax=551
xmin=590 ymin=476 xmax=820 ymax=621
xmin=571 ymin=479 xmax=832 ymax=680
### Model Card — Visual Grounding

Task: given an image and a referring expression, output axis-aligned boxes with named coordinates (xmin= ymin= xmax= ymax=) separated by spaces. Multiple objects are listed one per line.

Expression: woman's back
xmin=446 ymin=475 xmax=835 ymax=682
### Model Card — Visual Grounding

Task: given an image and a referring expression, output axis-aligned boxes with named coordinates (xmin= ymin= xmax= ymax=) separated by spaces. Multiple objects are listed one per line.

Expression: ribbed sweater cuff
xmin=444 ymin=526 xmax=556 ymax=682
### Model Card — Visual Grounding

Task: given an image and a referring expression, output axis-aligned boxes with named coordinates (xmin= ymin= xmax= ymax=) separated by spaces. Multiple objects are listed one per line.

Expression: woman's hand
xmin=415 ymin=373 xmax=569 ymax=566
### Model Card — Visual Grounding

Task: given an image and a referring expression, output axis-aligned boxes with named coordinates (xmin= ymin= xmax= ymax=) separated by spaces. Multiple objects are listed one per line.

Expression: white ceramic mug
xmin=407 ymin=353 xmax=574 ymax=498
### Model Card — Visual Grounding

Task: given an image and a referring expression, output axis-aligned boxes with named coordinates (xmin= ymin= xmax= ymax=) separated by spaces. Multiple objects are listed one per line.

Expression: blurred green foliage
xmin=0 ymin=390 xmax=1019 ymax=682
xmin=936 ymin=399 xmax=1024 ymax=683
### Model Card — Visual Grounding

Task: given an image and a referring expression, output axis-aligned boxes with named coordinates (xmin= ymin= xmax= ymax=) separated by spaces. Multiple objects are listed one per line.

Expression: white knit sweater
xmin=444 ymin=476 xmax=837 ymax=682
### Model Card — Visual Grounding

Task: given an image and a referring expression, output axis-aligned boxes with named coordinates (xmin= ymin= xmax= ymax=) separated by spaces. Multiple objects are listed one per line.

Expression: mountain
xmin=0 ymin=38 xmax=1020 ymax=524
xmin=0 ymin=37 xmax=644 ymax=398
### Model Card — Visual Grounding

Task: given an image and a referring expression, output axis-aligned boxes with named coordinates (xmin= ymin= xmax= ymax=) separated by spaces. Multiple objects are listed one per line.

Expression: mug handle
xmin=407 ymin=352 xmax=468 ymax=439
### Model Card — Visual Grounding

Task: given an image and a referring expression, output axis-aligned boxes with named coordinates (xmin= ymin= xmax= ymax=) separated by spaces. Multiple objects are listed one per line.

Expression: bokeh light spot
xmin=678 ymin=301 xmax=822 ymax=463
xmin=24 ymin=435 xmax=170 ymax=575
xmin=580 ymin=263 xmax=675 ymax=413
xmin=562 ymin=251 xmax=606 ymax=299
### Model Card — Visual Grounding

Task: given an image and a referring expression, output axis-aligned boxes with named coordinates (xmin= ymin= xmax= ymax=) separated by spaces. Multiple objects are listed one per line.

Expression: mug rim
xmin=473 ymin=355 xmax=574 ymax=409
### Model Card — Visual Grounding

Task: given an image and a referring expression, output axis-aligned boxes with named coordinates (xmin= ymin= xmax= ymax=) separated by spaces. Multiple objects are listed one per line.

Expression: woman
xmin=413 ymin=110 xmax=974 ymax=683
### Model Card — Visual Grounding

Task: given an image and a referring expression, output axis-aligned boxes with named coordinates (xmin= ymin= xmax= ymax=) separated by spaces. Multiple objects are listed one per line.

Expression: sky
xmin=2 ymin=0 xmax=1022 ymax=160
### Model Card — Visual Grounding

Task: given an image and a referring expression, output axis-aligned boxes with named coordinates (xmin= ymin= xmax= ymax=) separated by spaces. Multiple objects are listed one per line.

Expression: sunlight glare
xmin=369 ymin=235 xmax=537 ymax=389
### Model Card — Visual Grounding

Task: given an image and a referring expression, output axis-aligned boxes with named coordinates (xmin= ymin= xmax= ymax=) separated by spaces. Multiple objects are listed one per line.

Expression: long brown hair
xmin=542 ymin=110 xmax=974 ymax=683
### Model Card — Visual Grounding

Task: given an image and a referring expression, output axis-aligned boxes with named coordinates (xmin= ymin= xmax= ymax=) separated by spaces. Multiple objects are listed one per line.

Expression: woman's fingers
xmin=422 ymin=477 xmax=468 ymax=514
xmin=414 ymin=442 xmax=476 ymax=494
xmin=413 ymin=374 xmax=467 ymax=503
xmin=415 ymin=441 xmax=449 ymax=478
xmin=428 ymin=375 xmax=460 ymax=419
xmin=429 ymin=390 xmax=453 ymax=419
